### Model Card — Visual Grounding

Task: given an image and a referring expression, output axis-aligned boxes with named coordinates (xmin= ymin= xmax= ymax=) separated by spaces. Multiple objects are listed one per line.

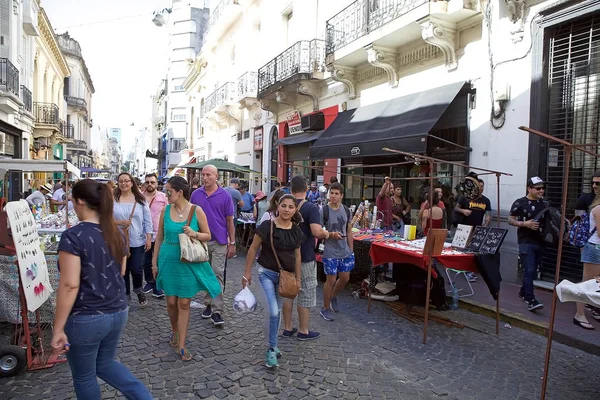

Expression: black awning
xmin=277 ymin=131 xmax=323 ymax=146
xmin=310 ymin=81 xmax=468 ymax=159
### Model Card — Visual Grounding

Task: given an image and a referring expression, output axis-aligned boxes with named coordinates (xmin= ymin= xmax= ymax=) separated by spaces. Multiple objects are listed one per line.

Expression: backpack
xmin=533 ymin=203 xmax=570 ymax=245
xmin=315 ymin=204 xmax=351 ymax=253
xmin=568 ymin=213 xmax=596 ymax=248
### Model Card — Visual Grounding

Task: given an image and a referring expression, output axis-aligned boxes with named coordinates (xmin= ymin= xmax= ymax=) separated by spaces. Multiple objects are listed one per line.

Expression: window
xmin=237 ymin=131 xmax=242 ymax=141
xmin=171 ymin=108 xmax=186 ymax=121
xmin=170 ymin=138 xmax=186 ymax=152
xmin=243 ymin=130 xmax=250 ymax=139
xmin=3 ymin=134 xmax=15 ymax=156
xmin=171 ymin=78 xmax=185 ymax=92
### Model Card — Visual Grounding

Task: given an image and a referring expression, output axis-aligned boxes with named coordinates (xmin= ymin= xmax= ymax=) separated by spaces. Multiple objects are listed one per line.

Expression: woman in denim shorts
xmin=576 ymin=203 xmax=600 ymax=330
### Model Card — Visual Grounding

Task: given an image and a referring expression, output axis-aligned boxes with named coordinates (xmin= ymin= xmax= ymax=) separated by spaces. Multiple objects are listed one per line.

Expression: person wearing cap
xmin=26 ymin=183 xmax=52 ymax=206
xmin=508 ymin=176 xmax=547 ymax=312
xmin=253 ymin=191 xmax=268 ymax=221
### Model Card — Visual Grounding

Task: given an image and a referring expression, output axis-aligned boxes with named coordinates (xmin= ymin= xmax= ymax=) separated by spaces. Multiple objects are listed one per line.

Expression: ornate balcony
xmin=237 ymin=71 xmax=258 ymax=101
xmin=0 ymin=58 xmax=19 ymax=97
xmin=63 ymin=124 xmax=75 ymax=140
xmin=68 ymin=139 xmax=88 ymax=151
xmin=204 ymin=82 xmax=236 ymax=114
xmin=65 ymin=95 xmax=88 ymax=114
xmin=21 ymin=85 xmax=32 ymax=113
xmin=205 ymin=0 xmax=242 ymax=45
xmin=257 ymin=39 xmax=326 ymax=99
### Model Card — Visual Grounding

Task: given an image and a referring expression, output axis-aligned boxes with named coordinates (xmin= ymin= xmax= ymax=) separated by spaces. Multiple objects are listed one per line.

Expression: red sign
xmin=286 ymin=110 xmax=303 ymax=134
xmin=253 ymin=126 xmax=263 ymax=151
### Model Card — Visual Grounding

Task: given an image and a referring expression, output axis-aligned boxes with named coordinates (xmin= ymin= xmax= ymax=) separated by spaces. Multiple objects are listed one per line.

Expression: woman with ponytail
xmin=51 ymin=179 xmax=152 ymax=400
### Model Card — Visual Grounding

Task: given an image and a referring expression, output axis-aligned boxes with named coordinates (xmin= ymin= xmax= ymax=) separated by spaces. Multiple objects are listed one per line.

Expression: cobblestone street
xmin=1 ymin=255 xmax=599 ymax=400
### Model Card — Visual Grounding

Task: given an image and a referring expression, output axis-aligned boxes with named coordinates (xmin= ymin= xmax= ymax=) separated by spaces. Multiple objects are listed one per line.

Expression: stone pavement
xmin=1 ymin=255 xmax=599 ymax=400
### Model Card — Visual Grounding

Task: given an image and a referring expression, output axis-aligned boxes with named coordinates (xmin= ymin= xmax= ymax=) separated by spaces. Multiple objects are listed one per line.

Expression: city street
xmin=1 ymin=255 xmax=599 ymax=400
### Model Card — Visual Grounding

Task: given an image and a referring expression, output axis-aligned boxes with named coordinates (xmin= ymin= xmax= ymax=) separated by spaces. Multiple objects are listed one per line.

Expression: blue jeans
xmin=124 ymin=246 xmax=145 ymax=296
xmin=258 ymin=266 xmax=282 ymax=349
xmin=143 ymin=242 xmax=155 ymax=287
xmin=65 ymin=309 xmax=152 ymax=400
xmin=519 ymin=243 xmax=543 ymax=302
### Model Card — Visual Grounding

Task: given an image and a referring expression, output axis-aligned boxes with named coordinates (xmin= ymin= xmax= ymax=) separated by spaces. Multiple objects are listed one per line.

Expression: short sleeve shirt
xmin=322 ymin=205 xmax=352 ymax=259
xmin=255 ymin=220 xmax=304 ymax=273
xmin=190 ymin=187 xmax=235 ymax=245
xmin=510 ymin=196 xmax=547 ymax=245
xmin=58 ymin=222 xmax=127 ymax=315
xmin=575 ymin=193 xmax=596 ymax=213
xmin=297 ymin=199 xmax=321 ymax=262
xmin=376 ymin=195 xmax=394 ymax=228
xmin=458 ymin=195 xmax=492 ymax=227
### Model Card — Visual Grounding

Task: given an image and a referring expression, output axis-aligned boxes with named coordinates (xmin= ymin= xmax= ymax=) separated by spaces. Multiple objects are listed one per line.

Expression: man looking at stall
xmin=26 ymin=183 xmax=52 ymax=207
xmin=142 ymin=173 xmax=168 ymax=298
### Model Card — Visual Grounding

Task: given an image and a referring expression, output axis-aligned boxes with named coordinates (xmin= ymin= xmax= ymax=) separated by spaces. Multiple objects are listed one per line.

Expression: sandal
xmin=573 ymin=317 xmax=595 ymax=330
xmin=169 ymin=332 xmax=179 ymax=348
xmin=179 ymin=348 xmax=192 ymax=361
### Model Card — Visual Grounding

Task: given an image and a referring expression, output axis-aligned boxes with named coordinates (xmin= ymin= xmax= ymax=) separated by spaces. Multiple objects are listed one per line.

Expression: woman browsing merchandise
xmin=242 ymin=194 xmax=304 ymax=368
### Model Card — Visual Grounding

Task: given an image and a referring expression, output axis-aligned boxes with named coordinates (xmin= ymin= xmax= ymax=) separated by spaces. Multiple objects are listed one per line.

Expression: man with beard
xmin=142 ymin=173 xmax=168 ymax=298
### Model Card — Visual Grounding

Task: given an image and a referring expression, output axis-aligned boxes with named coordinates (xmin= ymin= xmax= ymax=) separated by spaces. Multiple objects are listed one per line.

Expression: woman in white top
xmin=26 ymin=184 xmax=52 ymax=206
xmin=576 ymin=201 xmax=600 ymax=330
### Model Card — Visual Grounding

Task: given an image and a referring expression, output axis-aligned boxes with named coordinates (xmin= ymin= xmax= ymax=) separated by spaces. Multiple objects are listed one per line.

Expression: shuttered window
xmin=542 ymin=13 xmax=600 ymax=282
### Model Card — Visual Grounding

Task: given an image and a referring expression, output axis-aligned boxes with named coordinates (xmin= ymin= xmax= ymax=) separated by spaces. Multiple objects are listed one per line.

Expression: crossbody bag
xmin=270 ymin=219 xmax=299 ymax=299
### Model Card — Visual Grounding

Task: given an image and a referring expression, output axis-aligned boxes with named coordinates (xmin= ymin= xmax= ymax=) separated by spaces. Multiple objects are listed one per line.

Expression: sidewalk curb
xmin=459 ymin=298 xmax=600 ymax=357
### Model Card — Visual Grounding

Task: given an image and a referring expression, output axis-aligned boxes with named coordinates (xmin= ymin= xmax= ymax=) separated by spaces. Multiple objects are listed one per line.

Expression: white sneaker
xmin=190 ymin=301 xmax=205 ymax=309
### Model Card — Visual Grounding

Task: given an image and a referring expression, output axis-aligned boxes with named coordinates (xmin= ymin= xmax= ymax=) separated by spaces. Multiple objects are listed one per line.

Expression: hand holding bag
xmin=179 ymin=205 xmax=209 ymax=263
xmin=270 ymin=219 xmax=299 ymax=299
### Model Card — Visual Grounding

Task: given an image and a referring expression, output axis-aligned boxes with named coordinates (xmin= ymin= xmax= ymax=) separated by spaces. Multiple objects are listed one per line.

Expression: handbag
xmin=122 ymin=202 xmax=137 ymax=257
xmin=178 ymin=205 xmax=209 ymax=263
xmin=270 ymin=219 xmax=299 ymax=299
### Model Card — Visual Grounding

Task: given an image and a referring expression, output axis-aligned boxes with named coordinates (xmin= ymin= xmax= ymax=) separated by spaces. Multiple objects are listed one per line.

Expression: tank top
xmin=589 ymin=205 xmax=600 ymax=245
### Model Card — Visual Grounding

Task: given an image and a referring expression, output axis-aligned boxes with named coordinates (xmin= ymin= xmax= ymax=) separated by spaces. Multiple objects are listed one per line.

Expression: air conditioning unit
xmin=300 ymin=112 xmax=325 ymax=131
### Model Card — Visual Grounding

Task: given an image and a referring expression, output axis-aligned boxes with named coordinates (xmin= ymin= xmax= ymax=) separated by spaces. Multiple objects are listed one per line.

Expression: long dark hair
xmin=72 ymin=179 xmax=126 ymax=261
xmin=114 ymin=172 xmax=146 ymax=205
xmin=167 ymin=176 xmax=191 ymax=200
xmin=266 ymin=189 xmax=285 ymax=214
xmin=277 ymin=194 xmax=303 ymax=224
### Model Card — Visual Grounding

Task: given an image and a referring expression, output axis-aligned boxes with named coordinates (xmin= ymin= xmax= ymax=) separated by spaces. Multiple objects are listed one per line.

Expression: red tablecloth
xmin=369 ymin=241 xmax=477 ymax=277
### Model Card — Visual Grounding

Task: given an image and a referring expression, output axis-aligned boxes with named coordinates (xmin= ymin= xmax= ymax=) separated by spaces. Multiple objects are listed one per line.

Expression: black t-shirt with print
xmin=509 ymin=196 xmax=547 ymax=245
xmin=255 ymin=220 xmax=304 ymax=273
xmin=458 ymin=195 xmax=492 ymax=227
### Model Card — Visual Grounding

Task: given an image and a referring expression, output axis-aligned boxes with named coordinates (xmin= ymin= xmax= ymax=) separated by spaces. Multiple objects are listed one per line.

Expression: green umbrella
xmin=182 ymin=158 xmax=260 ymax=174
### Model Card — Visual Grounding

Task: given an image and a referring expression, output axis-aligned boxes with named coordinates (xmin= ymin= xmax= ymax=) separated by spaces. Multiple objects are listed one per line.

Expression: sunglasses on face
xmin=592 ymin=181 xmax=600 ymax=186
xmin=532 ymin=186 xmax=545 ymax=191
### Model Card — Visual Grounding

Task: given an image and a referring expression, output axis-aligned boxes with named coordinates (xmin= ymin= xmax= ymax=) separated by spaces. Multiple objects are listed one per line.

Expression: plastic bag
xmin=233 ymin=287 xmax=257 ymax=313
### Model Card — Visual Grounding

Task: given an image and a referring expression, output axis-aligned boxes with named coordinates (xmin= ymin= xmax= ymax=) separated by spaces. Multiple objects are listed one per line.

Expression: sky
xmin=42 ymin=0 xmax=171 ymax=152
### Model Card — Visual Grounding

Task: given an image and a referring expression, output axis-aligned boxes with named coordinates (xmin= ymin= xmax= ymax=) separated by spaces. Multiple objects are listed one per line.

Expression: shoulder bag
xmin=270 ymin=219 xmax=299 ymax=299
xmin=122 ymin=202 xmax=137 ymax=257
xmin=179 ymin=205 xmax=209 ymax=263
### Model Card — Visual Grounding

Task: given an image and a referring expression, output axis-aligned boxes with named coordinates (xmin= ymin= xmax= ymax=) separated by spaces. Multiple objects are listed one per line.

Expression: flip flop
xmin=169 ymin=332 xmax=179 ymax=348
xmin=573 ymin=318 xmax=594 ymax=330
xmin=179 ymin=348 xmax=192 ymax=361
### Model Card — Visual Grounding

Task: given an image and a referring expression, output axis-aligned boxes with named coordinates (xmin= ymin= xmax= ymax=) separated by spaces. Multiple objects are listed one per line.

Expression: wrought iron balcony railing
xmin=326 ymin=0 xmax=429 ymax=55
xmin=33 ymin=102 xmax=60 ymax=126
xmin=70 ymin=139 xmax=87 ymax=150
xmin=237 ymin=71 xmax=258 ymax=100
xmin=65 ymin=95 xmax=88 ymax=112
xmin=258 ymin=39 xmax=326 ymax=97
xmin=63 ymin=124 xmax=75 ymax=139
xmin=21 ymin=85 xmax=32 ymax=113
xmin=204 ymin=82 xmax=236 ymax=113
xmin=0 ymin=58 xmax=20 ymax=97
xmin=207 ymin=0 xmax=238 ymax=31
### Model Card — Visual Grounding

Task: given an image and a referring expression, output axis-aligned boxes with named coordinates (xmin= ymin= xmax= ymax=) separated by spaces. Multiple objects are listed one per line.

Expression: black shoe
xmin=527 ymin=299 xmax=544 ymax=311
xmin=518 ymin=291 xmax=525 ymax=301
xmin=137 ymin=293 xmax=148 ymax=306
xmin=201 ymin=305 xmax=212 ymax=319
xmin=211 ymin=312 xmax=224 ymax=326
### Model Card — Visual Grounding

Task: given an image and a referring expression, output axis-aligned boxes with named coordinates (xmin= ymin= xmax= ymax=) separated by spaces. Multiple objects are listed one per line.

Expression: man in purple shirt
xmin=189 ymin=165 xmax=236 ymax=326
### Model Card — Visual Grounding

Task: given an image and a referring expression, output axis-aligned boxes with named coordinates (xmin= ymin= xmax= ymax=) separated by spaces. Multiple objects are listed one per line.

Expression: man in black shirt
xmin=508 ymin=176 xmax=547 ymax=311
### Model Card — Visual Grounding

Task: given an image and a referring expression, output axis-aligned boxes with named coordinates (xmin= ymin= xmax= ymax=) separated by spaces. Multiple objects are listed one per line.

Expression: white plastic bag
xmin=556 ymin=279 xmax=600 ymax=307
xmin=233 ymin=287 xmax=257 ymax=313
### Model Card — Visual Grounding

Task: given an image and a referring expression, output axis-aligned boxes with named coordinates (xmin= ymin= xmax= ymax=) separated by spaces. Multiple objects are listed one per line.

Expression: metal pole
xmin=540 ymin=147 xmax=572 ymax=400
xmin=423 ymin=161 xmax=434 ymax=344
xmin=496 ymin=172 xmax=501 ymax=335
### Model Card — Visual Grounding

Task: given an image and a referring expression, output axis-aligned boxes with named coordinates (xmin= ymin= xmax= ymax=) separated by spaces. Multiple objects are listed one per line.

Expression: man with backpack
xmin=508 ymin=177 xmax=547 ymax=312
xmin=319 ymin=182 xmax=354 ymax=321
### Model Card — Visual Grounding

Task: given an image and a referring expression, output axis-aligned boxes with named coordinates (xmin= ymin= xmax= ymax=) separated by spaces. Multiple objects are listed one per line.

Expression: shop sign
xmin=287 ymin=111 xmax=303 ymax=134
xmin=351 ymin=146 xmax=361 ymax=156
xmin=254 ymin=127 xmax=263 ymax=151
xmin=548 ymin=148 xmax=558 ymax=168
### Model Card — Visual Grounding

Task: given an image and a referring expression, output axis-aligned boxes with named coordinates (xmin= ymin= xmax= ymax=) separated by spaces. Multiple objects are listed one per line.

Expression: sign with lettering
xmin=465 ymin=226 xmax=508 ymax=254
xmin=451 ymin=224 xmax=473 ymax=249
xmin=253 ymin=127 xmax=263 ymax=151
xmin=287 ymin=111 xmax=303 ymax=134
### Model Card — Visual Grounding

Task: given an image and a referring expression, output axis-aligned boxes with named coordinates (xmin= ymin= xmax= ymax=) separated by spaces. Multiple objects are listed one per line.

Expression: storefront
xmin=310 ymin=82 xmax=473 ymax=206
xmin=0 ymin=120 xmax=23 ymax=160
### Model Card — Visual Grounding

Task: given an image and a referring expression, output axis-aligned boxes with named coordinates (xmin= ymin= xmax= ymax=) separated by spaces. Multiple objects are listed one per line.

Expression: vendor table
xmin=236 ymin=219 xmax=256 ymax=249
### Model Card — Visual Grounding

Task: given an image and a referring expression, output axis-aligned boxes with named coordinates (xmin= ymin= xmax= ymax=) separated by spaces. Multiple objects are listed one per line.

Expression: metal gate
xmin=542 ymin=13 xmax=600 ymax=282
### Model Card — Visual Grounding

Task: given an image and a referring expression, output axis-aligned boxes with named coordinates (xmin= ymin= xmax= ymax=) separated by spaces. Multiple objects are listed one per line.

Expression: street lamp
xmin=152 ymin=8 xmax=172 ymax=27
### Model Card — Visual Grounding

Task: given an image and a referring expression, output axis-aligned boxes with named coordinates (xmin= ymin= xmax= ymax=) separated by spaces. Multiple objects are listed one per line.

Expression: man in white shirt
xmin=26 ymin=184 xmax=52 ymax=206
xmin=50 ymin=181 xmax=73 ymax=211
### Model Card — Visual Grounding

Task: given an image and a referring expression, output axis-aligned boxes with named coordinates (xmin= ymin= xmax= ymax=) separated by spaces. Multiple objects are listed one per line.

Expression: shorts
xmin=581 ymin=242 xmax=600 ymax=264
xmin=323 ymin=254 xmax=355 ymax=275
xmin=296 ymin=261 xmax=317 ymax=308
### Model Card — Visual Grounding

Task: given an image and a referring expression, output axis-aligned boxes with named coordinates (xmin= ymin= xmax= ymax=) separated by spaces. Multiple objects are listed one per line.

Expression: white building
xmin=181 ymin=0 xmax=600 ymax=284
xmin=109 ymin=127 xmax=121 ymax=146
xmin=108 ymin=135 xmax=121 ymax=179
xmin=57 ymin=32 xmax=95 ymax=169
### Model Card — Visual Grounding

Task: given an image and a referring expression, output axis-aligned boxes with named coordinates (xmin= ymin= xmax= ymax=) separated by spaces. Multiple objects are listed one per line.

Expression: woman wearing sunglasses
xmin=152 ymin=176 xmax=221 ymax=361
xmin=242 ymin=194 xmax=304 ymax=368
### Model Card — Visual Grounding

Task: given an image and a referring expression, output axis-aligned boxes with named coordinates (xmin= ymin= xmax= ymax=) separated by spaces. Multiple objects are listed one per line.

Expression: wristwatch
xmin=229 ymin=242 xmax=236 ymax=246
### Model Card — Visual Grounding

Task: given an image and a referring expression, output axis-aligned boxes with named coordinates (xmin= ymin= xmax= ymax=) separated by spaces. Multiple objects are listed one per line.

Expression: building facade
xmin=108 ymin=135 xmax=122 ymax=179
xmin=57 ymin=32 xmax=95 ymax=169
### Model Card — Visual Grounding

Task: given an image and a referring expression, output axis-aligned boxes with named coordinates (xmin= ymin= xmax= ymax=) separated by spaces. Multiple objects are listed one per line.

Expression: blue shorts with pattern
xmin=323 ymin=254 xmax=355 ymax=275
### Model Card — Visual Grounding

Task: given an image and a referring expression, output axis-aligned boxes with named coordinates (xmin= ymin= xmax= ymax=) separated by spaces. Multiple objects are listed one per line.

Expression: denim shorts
xmin=581 ymin=242 xmax=600 ymax=264
xmin=323 ymin=253 xmax=355 ymax=275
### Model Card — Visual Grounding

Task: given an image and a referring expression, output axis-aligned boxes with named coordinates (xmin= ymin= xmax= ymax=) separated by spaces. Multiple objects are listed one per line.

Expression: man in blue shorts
xmin=320 ymin=182 xmax=354 ymax=321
